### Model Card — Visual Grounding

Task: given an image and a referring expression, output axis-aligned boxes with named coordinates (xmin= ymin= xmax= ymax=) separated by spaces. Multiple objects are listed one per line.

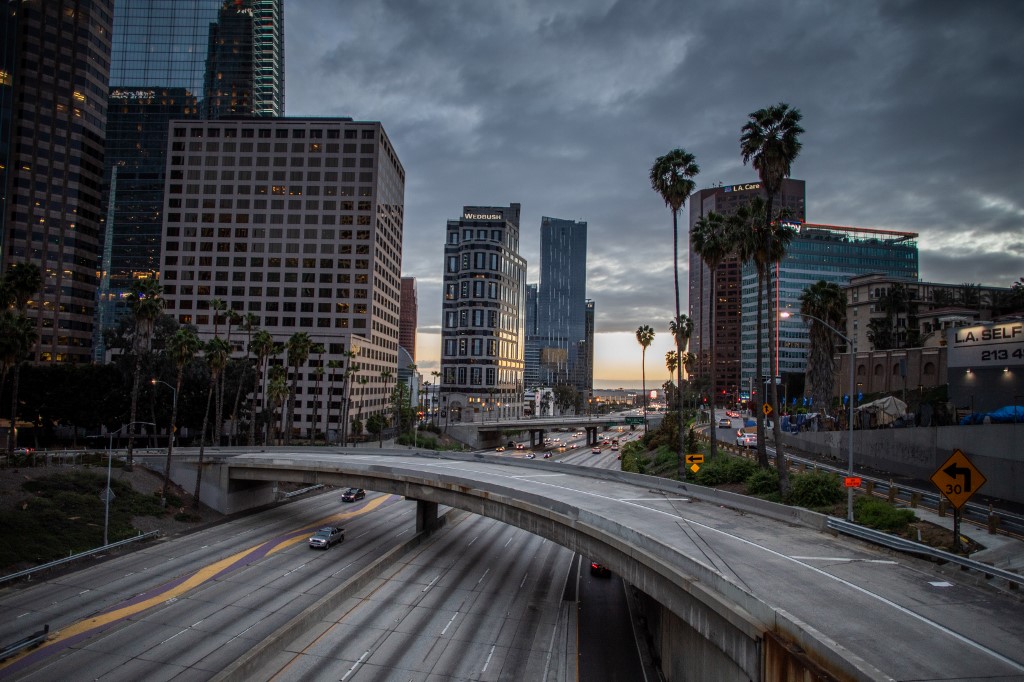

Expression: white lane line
xmin=422 ymin=575 xmax=439 ymax=593
xmin=682 ymin=517 xmax=1024 ymax=673
xmin=341 ymin=650 xmax=370 ymax=681
xmin=441 ymin=612 xmax=459 ymax=635
xmin=468 ymin=535 xmax=479 ymax=547
xmin=477 ymin=568 xmax=490 ymax=585
xmin=504 ymin=533 xmax=517 ymax=548
xmin=619 ymin=497 xmax=691 ymax=502
xmin=482 ymin=644 xmax=496 ymax=673
xmin=790 ymin=557 xmax=897 ymax=564
xmin=16 ymin=612 xmax=30 ymax=619
xmin=510 ymin=473 xmax=566 ymax=478
xmin=519 ymin=572 xmax=528 ymax=589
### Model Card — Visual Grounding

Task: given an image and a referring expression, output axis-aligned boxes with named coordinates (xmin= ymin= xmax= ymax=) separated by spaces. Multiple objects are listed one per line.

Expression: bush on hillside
xmin=854 ymin=497 xmax=917 ymax=531
xmin=787 ymin=470 xmax=843 ymax=508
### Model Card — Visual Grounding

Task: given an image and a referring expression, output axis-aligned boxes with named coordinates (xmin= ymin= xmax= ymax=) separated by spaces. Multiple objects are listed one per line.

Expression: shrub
xmin=691 ymin=455 xmax=756 ymax=486
xmin=855 ymin=497 xmax=917 ymax=531
xmin=787 ymin=470 xmax=844 ymax=508
xmin=745 ymin=468 xmax=780 ymax=496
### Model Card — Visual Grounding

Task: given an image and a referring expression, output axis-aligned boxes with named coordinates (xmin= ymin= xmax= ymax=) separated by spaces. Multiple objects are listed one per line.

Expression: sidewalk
xmin=906 ymin=503 xmax=1024 ymax=571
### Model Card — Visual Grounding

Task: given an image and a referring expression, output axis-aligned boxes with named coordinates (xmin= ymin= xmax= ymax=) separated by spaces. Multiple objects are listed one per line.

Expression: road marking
xmin=482 ymin=644 xmax=496 ymax=672
xmin=467 ymin=535 xmax=479 ymax=547
xmin=619 ymin=497 xmax=690 ymax=502
xmin=503 ymin=532 xmax=517 ymax=548
xmin=340 ymin=650 xmax=370 ymax=681
xmin=930 ymin=581 xmax=954 ymax=587
xmin=789 ymin=557 xmax=897 ymax=564
xmin=477 ymin=568 xmax=490 ymax=585
xmin=441 ymin=612 xmax=459 ymax=635
xmin=422 ymin=575 xmax=439 ymax=593
xmin=16 ymin=612 xmax=30 ymax=619
xmin=519 ymin=572 xmax=528 ymax=589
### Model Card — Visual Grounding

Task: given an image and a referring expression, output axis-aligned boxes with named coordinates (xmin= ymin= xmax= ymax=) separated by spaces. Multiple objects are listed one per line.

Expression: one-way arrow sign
xmin=931 ymin=449 xmax=986 ymax=509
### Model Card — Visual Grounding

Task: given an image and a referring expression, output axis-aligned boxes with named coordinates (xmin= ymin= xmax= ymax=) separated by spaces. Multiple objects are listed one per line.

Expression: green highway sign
xmin=625 ymin=416 xmax=644 ymax=425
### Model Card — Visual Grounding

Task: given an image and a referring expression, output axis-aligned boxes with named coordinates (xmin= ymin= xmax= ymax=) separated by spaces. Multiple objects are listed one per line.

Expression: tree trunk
xmin=126 ymin=351 xmax=143 ymax=469
xmin=755 ymin=267 xmax=769 ymax=469
xmin=162 ymin=373 xmax=182 ymax=498
xmin=193 ymin=381 xmax=215 ymax=509
xmin=767 ymin=262 xmax=790 ymax=494
xmin=672 ymin=210 xmax=687 ymax=479
xmin=708 ymin=278 xmax=718 ymax=459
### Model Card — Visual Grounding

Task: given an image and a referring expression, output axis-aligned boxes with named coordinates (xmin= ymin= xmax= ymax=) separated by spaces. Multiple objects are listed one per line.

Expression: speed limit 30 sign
xmin=930 ymin=449 xmax=986 ymax=509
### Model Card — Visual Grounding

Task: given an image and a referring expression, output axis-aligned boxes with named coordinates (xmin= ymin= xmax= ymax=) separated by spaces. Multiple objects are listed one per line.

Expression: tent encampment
xmin=854 ymin=396 xmax=908 ymax=426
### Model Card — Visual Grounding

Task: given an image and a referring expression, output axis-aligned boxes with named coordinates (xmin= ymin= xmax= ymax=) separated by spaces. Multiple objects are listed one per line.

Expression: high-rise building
xmin=440 ymin=203 xmax=526 ymax=422
xmin=745 ymin=221 xmax=919 ymax=403
xmin=533 ymin=216 xmax=590 ymax=395
xmin=583 ymin=298 xmax=595 ymax=398
xmin=96 ymin=0 xmax=285 ymax=359
xmin=688 ymin=180 xmax=806 ymax=404
xmin=399 ymin=276 xmax=417 ymax=360
xmin=1 ymin=0 xmax=115 ymax=364
xmin=159 ymin=118 xmax=404 ymax=439
xmin=523 ymin=283 xmax=540 ymax=387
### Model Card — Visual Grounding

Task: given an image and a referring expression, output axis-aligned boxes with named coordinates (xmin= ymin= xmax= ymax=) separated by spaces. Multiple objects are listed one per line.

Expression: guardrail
xmin=282 ymin=484 xmax=324 ymax=499
xmin=0 ymin=531 xmax=160 ymax=587
xmin=0 ymin=624 xmax=49 ymax=661
xmin=826 ymin=517 xmax=1023 ymax=589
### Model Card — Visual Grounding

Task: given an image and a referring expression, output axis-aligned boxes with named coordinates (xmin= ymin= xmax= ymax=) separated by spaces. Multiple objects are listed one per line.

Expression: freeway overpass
xmin=195 ymin=447 xmax=1024 ymax=681
xmin=445 ymin=412 xmax=664 ymax=449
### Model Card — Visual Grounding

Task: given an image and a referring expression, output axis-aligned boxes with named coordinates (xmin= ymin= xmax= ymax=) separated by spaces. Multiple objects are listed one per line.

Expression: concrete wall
xmin=781 ymin=423 xmax=1024 ymax=504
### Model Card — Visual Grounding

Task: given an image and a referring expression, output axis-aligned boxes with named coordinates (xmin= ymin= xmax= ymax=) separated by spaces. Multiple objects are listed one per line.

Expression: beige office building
xmin=159 ymin=117 xmax=405 ymax=440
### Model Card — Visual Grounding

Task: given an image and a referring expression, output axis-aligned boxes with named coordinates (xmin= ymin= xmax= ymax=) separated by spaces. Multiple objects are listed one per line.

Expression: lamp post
xmin=781 ymin=311 xmax=857 ymax=522
xmin=151 ymin=379 xmax=178 ymax=448
xmin=105 ymin=421 xmax=155 ymax=545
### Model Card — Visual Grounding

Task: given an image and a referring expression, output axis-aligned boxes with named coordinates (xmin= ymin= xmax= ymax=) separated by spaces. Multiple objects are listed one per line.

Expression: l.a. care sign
xmin=946 ymin=321 xmax=1024 ymax=368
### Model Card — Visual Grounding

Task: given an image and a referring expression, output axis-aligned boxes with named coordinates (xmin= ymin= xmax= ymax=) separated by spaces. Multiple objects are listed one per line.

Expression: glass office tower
xmin=1 ymin=0 xmax=114 ymax=364
xmin=96 ymin=0 xmax=285 ymax=359
xmin=740 ymin=222 xmax=919 ymax=403
xmin=536 ymin=216 xmax=591 ymax=395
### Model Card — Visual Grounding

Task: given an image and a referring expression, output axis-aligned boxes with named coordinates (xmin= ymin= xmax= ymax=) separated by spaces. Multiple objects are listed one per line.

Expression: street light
xmin=150 ymin=379 xmax=179 ymax=449
xmin=780 ymin=310 xmax=857 ymax=522
xmin=105 ymin=421 xmax=155 ymax=545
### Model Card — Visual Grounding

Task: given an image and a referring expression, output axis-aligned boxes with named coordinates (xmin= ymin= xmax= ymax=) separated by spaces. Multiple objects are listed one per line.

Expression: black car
xmin=590 ymin=561 xmax=611 ymax=577
xmin=341 ymin=487 xmax=365 ymax=502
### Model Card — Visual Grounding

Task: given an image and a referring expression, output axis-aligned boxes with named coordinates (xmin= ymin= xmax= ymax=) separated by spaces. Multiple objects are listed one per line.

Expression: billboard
xmin=946 ymin=321 xmax=1024 ymax=368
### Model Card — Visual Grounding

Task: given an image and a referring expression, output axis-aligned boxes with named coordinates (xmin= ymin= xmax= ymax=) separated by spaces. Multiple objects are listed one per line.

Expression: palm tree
xmin=266 ymin=364 xmax=289 ymax=445
xmin=231 ymin=313 xmax=260 ymax=445
xmin=216 ymin=310 xmax=242 ymax=444
xmin=194 ymin=337 xmax=230 ymax=507
xmin=635 ymin=325 xmax=655 ymax=432
xmin=326 ymin=359 xmax=343 ymax=444
xmin=668 ymin=313 xmax=694 ymax=473
xmin=162 ymin=328 xmax=201 ymax=498
xmin=340 ymin=350 xmax=359 ymax=445
xmin=248 ymin=330 xmax=275 ymax=446
xmin=380 ymin=368 xmax=394 ymax=444
xmin=799 ymin=281 xmax=846 ymax=411
xmin=309 ymin=343 xmax=325 ymax=443
xmin=430 ymin=370 xmax=441 ymax=427
xmin=354 ymin=375 xmax=370 ymax=442
xmin=1 ymin=263 xmax=42 ymax=456
xmin=741 ymin=104 xmax=804 ymax=490
xmin=733 ymin=197 xmax=794 ymax=466
xmin=284 ymin=332 xmax=313 ymax=444
xmin=0 ymin=312 xmax=37 ymax=456
xmin=650 ymin=150 xmax=699 ymax=464
xmin=125 ymin=276 xmax=164 ymax=469
xmin=691 ymin=212 xmax=735 ymax=460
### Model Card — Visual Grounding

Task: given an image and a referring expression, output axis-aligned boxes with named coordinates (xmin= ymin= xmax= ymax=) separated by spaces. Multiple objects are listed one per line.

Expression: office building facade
xmin=745 ymin=222 xmax=919 ymax=403
xmin=532 ymin=216 xmax=591 ymax=395
xmin=523 ymin=282 xmax=540 ymax=387
xmin=688 ymin=179 xmax=806 ymax=403
xmin=96 ymin=0 xmax=285 ymax=359
xmin=159 ymin=117 xmax=404 ymax=438
xmin=1 ymin=0 xmax=114 ymax=363
xmin=440 ymin=203 xmax=526 ymax=422
xmin=399 ymin=276 xmax=416 ymax=360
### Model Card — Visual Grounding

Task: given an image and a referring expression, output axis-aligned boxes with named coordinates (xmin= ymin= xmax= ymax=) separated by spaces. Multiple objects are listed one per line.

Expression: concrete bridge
xmin=167 ymin=447 xmax=1024 ymax=681
xmin=445 ymin=413 xmax=664 ymax=449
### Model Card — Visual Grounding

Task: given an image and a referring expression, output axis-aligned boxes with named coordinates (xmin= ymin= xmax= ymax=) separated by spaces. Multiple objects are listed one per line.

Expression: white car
xmin=736 ymin=433 xmax=757 ymax=448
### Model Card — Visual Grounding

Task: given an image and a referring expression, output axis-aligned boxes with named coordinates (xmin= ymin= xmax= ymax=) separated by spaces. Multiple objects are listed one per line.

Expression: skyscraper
xmin=1 ymin=0 xmax=115 ymax=364
xmin=159 ymin=117 xmax=405 ymax=439
xmin=531 ymin=216 xmax=591 ymax=395
xmin=96 ymin=0 xmax=285 ymax=359
xmin=523 ymin=283 xmax=540 ymax=387
xmin=688 ymin=180 xmax=806 ymax=403
xmin=747 ymin=221 xmax=919 ymax=403
xmin=399 ymin=276 xmax=417 ymax=360
xmin=440 ymin=204 xmax=526 ymax=422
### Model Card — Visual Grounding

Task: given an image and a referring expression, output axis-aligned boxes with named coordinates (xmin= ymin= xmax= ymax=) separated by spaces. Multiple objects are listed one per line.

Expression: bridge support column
xmin=529 ymin=429 xmax=545 ymax=447
xmin=416 ymin=500 xmax=440 ymax=533
xmin=585 ymin=426 xmax=599 ymax=446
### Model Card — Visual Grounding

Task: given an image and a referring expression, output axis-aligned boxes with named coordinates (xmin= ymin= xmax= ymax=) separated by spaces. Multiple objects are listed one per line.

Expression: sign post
xmin=930 ymin=449 xmax=986 ymax=553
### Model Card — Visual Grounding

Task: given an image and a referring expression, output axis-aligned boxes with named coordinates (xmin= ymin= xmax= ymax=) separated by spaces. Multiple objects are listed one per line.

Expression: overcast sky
xmin=284 ymin=0 xmax=1023 ymax=386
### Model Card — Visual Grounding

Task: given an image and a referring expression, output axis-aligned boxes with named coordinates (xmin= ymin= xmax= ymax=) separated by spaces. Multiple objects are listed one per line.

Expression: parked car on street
xmin=308 ymin=526 xmax=345 ymax=549
xmin=341 ymin=488 xmax=365 ymax=502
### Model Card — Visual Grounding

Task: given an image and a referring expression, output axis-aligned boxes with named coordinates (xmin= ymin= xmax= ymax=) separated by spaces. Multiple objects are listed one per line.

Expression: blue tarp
xmin=959 ymin=405 xmax=1024 ymax=425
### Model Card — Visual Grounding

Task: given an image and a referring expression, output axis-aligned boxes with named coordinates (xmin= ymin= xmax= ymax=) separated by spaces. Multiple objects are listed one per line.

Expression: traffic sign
xmin=625 ymin=416 xmax=644 ymax=425
xmin=689 ymin=463 xmax=700 ymax=473
xmin=762 ymin=403 xmax=773 ymax=416
xmin=930 ymin=449 xmax=986 ymax=509
xmin=843 ymin=476 xmax=862 ymax=488
xmin=685 ymin=454 xmax=704 ymax=465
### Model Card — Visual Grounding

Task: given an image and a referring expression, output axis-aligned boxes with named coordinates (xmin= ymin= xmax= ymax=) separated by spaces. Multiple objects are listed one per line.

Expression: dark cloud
xmin=286 ymin=0 xmax=1023 ymax=371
